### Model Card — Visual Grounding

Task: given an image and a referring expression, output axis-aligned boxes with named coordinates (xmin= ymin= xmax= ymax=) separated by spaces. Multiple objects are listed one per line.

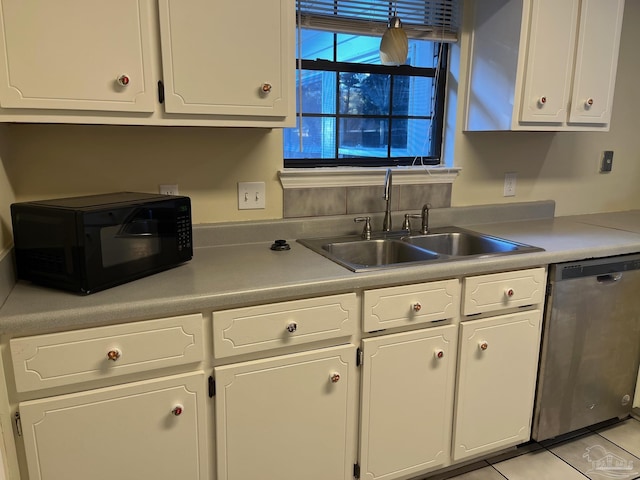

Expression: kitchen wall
xmin=0 ymin=0 xmax=639 ymax=256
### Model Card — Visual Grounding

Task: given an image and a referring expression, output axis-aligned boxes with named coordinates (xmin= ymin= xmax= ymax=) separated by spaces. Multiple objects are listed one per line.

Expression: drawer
xmin=11 ymin=314 xmax=204 ymax=392
xmin=462 ymin=267 xmax=546 ymax=316
xmin=363 ymin=279 xmax=460 ymax=332
xmin=212 ymin=293 xmax=357 ymax=358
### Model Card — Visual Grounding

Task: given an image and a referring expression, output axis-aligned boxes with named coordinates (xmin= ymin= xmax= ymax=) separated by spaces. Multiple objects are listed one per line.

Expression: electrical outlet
xmin=159 ymin=184 xmax=179 ymax=195
xmin=504 ymin=172 xmax=517 ymax=197
xmin=600 ymin=150 xmax=614 ymax=173
xmin=238 ymin=182 xmax=266 ymax=210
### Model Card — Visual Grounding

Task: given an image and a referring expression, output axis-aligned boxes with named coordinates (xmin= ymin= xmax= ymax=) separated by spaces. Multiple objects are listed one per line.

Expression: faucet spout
xmin=382 ymin=168 xmax=392 ymax=232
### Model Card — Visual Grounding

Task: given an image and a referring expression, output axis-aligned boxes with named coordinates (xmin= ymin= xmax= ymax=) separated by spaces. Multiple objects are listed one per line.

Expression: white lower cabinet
xmin=452 ymin=310 xmax=543 ymax=461
xmin=359 ymin=325 xmax=457 ymax=480
xmin=18 ymin=371 xmax=209 ymax=480
xmin=214 ymin=344 xmax=357 ymax=480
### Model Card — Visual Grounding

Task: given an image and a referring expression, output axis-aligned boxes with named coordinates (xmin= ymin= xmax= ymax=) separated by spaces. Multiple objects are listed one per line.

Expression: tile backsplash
xmin=283 ymin=183 xmax=452 ymax=218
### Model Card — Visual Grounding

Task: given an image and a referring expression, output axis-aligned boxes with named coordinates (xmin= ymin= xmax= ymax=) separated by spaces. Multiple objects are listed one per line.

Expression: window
xmin=284 ymin=1 xmax=459 ymax=169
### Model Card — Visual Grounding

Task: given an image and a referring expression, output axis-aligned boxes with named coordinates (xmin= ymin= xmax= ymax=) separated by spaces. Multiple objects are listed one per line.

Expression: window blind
xmin=297 ymin=0 xmax=460 ymax=41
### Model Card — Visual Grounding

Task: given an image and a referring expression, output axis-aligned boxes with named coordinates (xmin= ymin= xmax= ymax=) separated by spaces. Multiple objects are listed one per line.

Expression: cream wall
xmin=449 ymin=0 xmax=640 ymax=216
xmin=1 ymin=0 xmax=640 ymax=254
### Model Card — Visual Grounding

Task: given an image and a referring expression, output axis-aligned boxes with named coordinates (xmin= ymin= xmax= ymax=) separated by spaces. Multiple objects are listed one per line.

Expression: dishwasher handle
xmin=596 ymin=273 xmax=623 ymax=284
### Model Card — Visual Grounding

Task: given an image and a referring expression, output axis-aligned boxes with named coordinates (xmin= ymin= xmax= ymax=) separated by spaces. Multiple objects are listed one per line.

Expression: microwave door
xmin=102 ymin=213 xmax=161 ymax=268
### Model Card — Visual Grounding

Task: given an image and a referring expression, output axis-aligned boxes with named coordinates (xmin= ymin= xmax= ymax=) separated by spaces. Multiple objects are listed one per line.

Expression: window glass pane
xmin=407 ymin=39 xmax=438 ymax=68
xmin=336 ymin=33 xmax=380 ymax=63
xmin=298 ymin=70 xmax=337 ymax=114
xmin=392 ymin=76 xmax=433 ymax=117
xmin=299 ymin=29 xmax=334 ymax=61
xmin=390 ymin=119 xmax=431 ymax=158
xmin=339 ymin=73 xmax=390 ymax=115
xmin=284 ymin=117 xmax=336 ymax=159
xmin=339 ymin=118 xmax=389 ymax=158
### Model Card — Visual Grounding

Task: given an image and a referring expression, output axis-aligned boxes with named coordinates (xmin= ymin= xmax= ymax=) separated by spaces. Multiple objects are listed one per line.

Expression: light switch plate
xmin=238 ymin=182 xmax=266 ymax=210
xmin=600 ymin=151 xmax=614 ymax=173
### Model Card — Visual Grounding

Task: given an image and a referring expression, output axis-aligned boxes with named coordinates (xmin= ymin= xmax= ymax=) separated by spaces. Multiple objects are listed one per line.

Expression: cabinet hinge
xmin=353 ymin=463 xmax=360 ymax=479
xmin=208 ymin=376 xmax=216 ymax=398
xmin=546 ymin=282 xmax=553 ymax=297
xmin=356 ymin=347 xmax=363 ymax=367
xmin=14 ymin=412 xmax=22 ymax=437
xmin=157 ymin=80 xmax=165 ymax=104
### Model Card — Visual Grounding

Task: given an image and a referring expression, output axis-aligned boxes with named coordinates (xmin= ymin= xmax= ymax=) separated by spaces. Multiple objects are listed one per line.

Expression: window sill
xmin=279 ymin=166 xmax=460 ymax=189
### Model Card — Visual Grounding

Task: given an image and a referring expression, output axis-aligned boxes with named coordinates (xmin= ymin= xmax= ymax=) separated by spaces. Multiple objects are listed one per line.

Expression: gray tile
xmin=550 ymin=433 xmax=639 ymax=480
xmin=283 ymin=187 xmax=346 ymax=218
xmin=493 ymin=449 xmax=588 ymax=480
xmin=346 ymin=185 xmax=399 ymax=214
xmin=596 ymin=418 xmax=640 ymax=458
xmin=398 ymin=183 xmax=452 ymax=211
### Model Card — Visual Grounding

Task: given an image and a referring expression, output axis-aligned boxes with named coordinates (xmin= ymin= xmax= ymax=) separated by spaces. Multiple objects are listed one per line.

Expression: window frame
xmin=284 ymin=39 xmax=449 ymax=169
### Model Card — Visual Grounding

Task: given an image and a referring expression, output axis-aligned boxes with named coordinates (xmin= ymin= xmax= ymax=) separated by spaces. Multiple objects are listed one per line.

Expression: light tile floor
xmin=426 ymin=417 xmax=640 ymax=480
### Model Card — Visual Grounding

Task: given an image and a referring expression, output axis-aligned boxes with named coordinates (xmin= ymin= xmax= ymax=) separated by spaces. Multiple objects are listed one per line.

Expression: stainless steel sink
xmin=323 ymin=239 xmax=439 ymax=270
xmin=403 ymin=230 xmax=533 ymax=256
xmin=298 ymin=227 xmax=543 ymax=272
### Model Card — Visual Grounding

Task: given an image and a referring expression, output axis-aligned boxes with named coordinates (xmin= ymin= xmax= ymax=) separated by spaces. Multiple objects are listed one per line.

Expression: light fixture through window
xmin=379 ymin=7 xmax=408 ymax=66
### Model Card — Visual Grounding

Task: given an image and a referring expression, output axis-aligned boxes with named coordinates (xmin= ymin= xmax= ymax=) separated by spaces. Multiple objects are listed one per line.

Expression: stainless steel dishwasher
xmin=532 ymin=254 xmax=640 ymax=441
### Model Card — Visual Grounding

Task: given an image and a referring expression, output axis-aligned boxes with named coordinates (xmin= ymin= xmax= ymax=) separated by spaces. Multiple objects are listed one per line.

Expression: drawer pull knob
xmin=479 ymin=341 xmax=489 ymax=351
xmin=505 ymin=288 xmax=515 ymax=298
xmin=330 ymin=373 xmax=341 ymax=383
xmin=435 ymin=349 xmax=444 ymax=359
xmin=261 ymin=83 xmax=272 ymax=94
xmin=116 ymin=74 xmax=130 ymax=87
xmin=172 ymin=404 xmax=184 ymax=416
xmin=413 ymin=302 xmax=422 ymax=312
xmin=107 ymin=349 xmax=121 ymax=361
xmin=286 ymin=322 xmax=298 ymax=333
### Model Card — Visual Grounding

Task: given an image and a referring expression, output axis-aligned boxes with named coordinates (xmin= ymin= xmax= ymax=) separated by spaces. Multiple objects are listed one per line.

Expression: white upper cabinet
xmin=158 ymin=0 xmax=292 ymax=118
xmin=465 ymin=0 xmax=625 ymax=131
xmin=0 ymin=1 xmax=156 ymax=112
xmin=0 ymin=0 xmax=295 ymax=126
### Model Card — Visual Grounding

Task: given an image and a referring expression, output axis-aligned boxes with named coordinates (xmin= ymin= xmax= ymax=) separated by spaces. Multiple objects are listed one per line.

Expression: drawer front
xmin=11 ymin=314 xmax=204 ymax=392
xmin=462 ymin=268 xmax=546 ymax=316
xmin=363 ymin=279 xmax=460 ymax=332
xmin=213 ymin=293 xmax=357 ymax=358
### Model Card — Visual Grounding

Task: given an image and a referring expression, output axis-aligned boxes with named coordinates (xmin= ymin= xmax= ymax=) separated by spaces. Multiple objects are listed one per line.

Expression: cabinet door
xmin=158 ymin=0 xmax=294 ymax=118
xmin=519 ymin=0 xmax=578 ymax=124
xmin=215 ymin=345 xmax=357 ymax=480
xmin=568 ymin=0 xmax=625 ymax=125
xmin=359 ymin=325 xmax=457 ymax=480
xmin=19 ymin=372 xmax=209 ymax=480
xmin=0 ymin=0 xmax=156 ymax=112
xmin=453 ymin=311 xmax=542 ymax=461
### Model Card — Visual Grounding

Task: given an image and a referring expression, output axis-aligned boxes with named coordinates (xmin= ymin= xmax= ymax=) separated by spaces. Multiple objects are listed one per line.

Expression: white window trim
xmin=279 ymin=166 xmax=460 ymax=189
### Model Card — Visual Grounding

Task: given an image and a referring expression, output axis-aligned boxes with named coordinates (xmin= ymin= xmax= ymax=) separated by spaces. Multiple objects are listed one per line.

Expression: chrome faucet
xmin=419 ymin=203 xmax=431 ymax=235
xmin=382 ymin=168 xmax=392 ymax=232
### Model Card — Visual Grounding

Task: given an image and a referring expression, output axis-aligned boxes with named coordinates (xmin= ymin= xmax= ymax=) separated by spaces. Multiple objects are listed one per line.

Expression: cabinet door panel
xmin=215 ymin=344 xmax=357 ymax=480
xmin=359 ymin=325 xmax=457 ymax=480
xmin=158 ymin=0 xmax=294 ymax=117
xmin=0 ymin=0 xmax=155 ymax=112
xmin=519 ymin=0 xmax=578 ymax=124
xmin=569 ymin=0 xmax=625 ymax=125
xmin=19 ymin=372 xmax=209 ymax=480
xmin=453 ymin=311 xmax=541 ymax=461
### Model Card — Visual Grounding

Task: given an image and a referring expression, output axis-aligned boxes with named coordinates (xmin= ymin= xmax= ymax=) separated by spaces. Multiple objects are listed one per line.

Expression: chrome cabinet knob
xmin=330 ymin=372 xmax=341 ymax=383
xmin=479 ymin=341 xmax=489 ymax=351
xmin=116 ymin=74 xmax=130 ymax=87
xmin=107 ymin=348 xmax=121 ymax=361
xmin=286 ymin=322 xmax=298 ymax=333
xmin=413 ymin=302 xmax=422 ymax=312
xmin=172 ymin=404 xmax=184 ymax=416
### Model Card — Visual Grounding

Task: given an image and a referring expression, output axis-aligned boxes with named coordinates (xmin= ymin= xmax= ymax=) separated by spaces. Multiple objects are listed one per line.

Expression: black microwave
xmin=11 ymin=192 xmax=193 ymax=294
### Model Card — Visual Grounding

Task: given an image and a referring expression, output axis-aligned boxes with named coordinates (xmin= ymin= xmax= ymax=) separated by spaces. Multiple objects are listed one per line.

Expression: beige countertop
xmin=3 ymin=205 xmax=640 ymax=336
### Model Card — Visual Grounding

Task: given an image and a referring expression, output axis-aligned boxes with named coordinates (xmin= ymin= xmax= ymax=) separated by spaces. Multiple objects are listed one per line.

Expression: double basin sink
xmin=298 ymin=227 xmax=543 ymax=272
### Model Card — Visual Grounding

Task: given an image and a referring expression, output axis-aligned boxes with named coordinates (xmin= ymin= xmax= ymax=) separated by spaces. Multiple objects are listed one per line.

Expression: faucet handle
xmin=402 ymin=213 xmax=422 ymax=233
xmin=354 ymin=216 xmax=372 ymax=240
